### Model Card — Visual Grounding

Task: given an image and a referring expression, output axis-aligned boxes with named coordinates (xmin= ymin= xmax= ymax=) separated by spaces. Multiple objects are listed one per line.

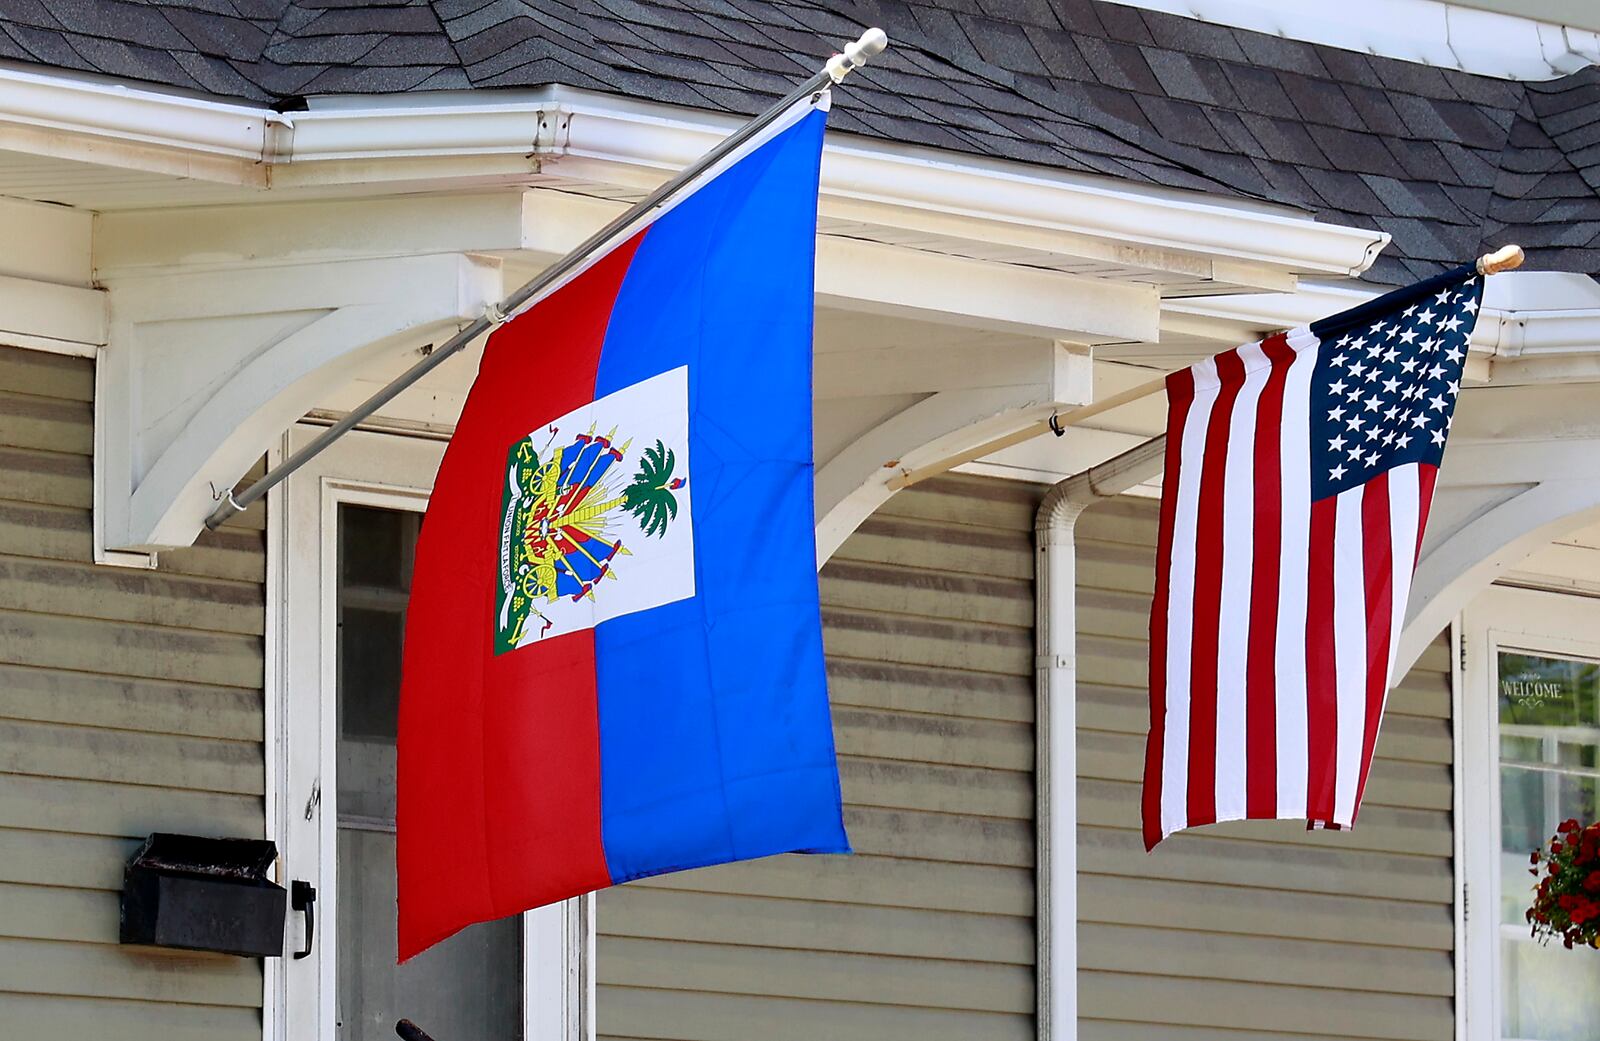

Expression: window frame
xmin=266 ymin=424 xmax=593 ymax=1041
xmin=1459 ymin=584 xmax=1600 ymax=1041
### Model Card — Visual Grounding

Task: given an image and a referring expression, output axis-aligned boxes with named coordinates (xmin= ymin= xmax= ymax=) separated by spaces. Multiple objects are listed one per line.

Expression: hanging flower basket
xmin=1527 ymin=819 xmax=1600 ymax=950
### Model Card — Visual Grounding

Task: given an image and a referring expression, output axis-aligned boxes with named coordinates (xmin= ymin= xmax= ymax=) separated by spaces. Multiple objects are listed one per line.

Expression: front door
xmin=272 ymin=425 xmax=588 ymax=1041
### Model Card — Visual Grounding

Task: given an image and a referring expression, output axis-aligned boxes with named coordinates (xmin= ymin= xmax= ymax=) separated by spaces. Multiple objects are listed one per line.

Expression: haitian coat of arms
xmin=495 ymin=424 xmax=687 ymax=654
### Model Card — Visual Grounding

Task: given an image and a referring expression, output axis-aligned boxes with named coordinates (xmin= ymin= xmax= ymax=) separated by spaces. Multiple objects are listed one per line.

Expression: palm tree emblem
xmin=623 ymin=440 xmax=686 ymax=538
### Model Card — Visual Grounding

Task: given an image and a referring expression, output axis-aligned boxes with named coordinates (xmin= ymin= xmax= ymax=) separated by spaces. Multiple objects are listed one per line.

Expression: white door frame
xmin=265 ymin=423 xmax=592 ymax=1041
xmin=1458 ymin=584 xmax=1600 ymax=1041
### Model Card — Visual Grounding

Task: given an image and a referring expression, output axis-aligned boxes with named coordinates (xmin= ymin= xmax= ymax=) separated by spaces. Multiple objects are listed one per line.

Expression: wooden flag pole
xmin=203 ymin=28 xmax=890 ymax=531
xmin=886 ymin=245 xmax=1525 ymax=493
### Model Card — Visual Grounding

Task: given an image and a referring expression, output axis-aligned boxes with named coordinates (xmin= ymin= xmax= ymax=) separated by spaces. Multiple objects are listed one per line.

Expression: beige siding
xmin=0 ymin=345 xmax=266 ymax=1036
xmin=596 ymin=475 xmax=1037 ymax=1041
xmin=1076 ymin=494 xmax=1455 ymax=1041
xmin=597 ymin=477 xmax=1456 ymax=1041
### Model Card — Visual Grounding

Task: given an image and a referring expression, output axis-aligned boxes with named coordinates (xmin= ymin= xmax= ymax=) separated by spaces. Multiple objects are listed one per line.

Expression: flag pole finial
xmin=1477 ymin=244 xmax=1524 ymax=275
xmin=827 ymin=28 xmax=889 ymax=82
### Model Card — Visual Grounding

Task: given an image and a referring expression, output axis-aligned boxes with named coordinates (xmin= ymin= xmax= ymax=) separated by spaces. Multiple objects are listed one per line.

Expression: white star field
xmin=1311 ymin=276 xmax=1480 ymax=499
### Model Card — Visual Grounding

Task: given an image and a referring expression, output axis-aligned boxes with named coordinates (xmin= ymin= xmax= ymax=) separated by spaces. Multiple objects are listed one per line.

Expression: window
xmin=1462 ymin=587 xmax=1600 ymax=1041
xmin=1495 ymin=651 xmax=1600 ymax=1040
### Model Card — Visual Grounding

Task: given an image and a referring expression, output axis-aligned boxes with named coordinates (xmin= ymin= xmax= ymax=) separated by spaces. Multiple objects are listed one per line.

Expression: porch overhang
xmin=0 ymin=64 xmax=1391 ymax=556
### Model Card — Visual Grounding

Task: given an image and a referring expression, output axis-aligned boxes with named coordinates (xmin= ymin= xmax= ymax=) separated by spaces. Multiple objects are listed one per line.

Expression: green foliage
xmin=623 ymin=440 xmax=680 ymax=538
xmin=1527 ymin=819 xmax=1600 ymax=950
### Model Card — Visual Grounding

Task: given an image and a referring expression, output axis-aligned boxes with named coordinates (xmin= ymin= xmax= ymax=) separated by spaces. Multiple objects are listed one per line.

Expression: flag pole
xmin=886 ymin=245 xmax=1526 ymax=493
xmin=203 ymin=28 xmax=889 ymax=531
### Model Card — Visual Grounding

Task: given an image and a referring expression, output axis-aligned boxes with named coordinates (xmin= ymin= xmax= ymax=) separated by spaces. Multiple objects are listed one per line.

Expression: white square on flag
xmin=494 ymin=365 xmax=695 ymax=652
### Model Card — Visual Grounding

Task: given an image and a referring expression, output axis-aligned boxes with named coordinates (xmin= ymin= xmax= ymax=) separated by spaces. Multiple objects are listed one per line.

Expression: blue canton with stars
xmin=1308 ymin=265 xmax=1483 ymax=502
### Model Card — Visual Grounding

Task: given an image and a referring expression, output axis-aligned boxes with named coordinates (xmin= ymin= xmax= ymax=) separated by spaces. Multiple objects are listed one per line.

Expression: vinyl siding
xmin=595 ymin=477 xmax=1457 ymax=1041
xmin=0 ymin=344 xmax=1458 ymax=1041
xmin=0 ymin=345 xmax=267 ymax=1038
xmin=1075 ymin=494 xmax=1456 ymax=1041
xmin=595 ymin=474 xmax=1038 ymax=1041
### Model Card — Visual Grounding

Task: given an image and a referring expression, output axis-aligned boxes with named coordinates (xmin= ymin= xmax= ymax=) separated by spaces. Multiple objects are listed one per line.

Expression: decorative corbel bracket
xmin=97 ymin=252 xmax=503 ymax=553
xmin=1396 ymin=410 xmax=1600 ymax=675
xmin=813 ymin=340 xmax=1094 ymax=564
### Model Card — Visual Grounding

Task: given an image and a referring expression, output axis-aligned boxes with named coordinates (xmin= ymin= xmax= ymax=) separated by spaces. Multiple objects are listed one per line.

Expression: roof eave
xmin=0 ymin=65 xmax=1389 ymax=282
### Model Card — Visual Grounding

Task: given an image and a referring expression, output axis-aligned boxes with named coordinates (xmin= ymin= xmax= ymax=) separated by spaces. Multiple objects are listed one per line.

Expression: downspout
xmin=1036 ymin=434 xmax=1167 ymax=1041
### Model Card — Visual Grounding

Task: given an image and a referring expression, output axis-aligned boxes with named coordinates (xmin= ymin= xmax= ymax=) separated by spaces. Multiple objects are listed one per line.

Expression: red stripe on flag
xmin=1352 ymin=472 xmax=1393 ymax=821
xmin=1143 ymin=369 xmax=1196 ymax=851
xmin=1187 ymin=349 xmax=1246 ymax=829
xmin=1416 ymin=463 xmax=1439 ymax=560
xmin=1304 ymin=494 xmax=1339 ymax=825
xmin=1245 ymin=333 xmax=1294 ymax=820
xmin=398 ymin=234 xmax=645 ymax=961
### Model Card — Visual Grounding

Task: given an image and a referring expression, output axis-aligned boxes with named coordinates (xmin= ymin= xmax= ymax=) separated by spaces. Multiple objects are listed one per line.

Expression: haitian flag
xmin=398 ymin=97 xmax=850 ymax=960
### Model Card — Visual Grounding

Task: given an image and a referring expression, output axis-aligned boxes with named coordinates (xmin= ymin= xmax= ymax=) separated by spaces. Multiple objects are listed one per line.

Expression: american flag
xmin=1143 ymin=265 xmax=1484 ymax=850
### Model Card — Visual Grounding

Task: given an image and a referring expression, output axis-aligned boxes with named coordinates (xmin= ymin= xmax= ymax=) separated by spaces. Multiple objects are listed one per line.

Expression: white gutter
xmin=0 ymin=65 xmax=1389 ymax=280
xmin=286 ymin=87 xmax=1388 ymax=278
xmin=1035 ymin=436 xmax=1166 ymax=1041
xmin=0 ymin=63 xmax=275 ymax=171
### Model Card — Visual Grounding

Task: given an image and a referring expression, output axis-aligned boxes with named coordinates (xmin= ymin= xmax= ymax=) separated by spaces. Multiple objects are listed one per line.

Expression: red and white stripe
xmin=1142 ymin=330 xmax=1433 ymax=849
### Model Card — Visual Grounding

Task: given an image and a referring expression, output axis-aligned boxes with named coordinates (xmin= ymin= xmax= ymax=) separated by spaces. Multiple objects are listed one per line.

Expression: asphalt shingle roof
xmin=1 ymin=0 xmax=1597 ymax=284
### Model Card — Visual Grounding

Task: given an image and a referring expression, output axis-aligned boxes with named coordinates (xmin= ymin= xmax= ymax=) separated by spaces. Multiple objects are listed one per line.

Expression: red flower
xmin=1585 ymin=872 xmax=1600 ymax=893
xmin=1559 ymin=894 xmax=1577 ymax=911
xmin=1552 ymin=840 xmax=1565 ymax=855
xmin=1562 ymin=818 xmax=1581 ymax=834
xmin=1531 ymin=850 xmax=1543 ymax=864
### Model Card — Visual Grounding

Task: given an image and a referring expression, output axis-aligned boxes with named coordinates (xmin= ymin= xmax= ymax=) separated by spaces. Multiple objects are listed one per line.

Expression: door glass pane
xmin=337 ymin=504 xmax=523 ymax=1041
xmin=1497 ymin=651 xmax=1600 ymax=1041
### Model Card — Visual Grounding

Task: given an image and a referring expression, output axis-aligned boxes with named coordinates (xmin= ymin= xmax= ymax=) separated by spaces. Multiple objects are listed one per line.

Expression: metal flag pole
xmin=886 ymin=244 xmax=1527 ymax=493
xmin=203 ymin=27 xmax=889 ymax=531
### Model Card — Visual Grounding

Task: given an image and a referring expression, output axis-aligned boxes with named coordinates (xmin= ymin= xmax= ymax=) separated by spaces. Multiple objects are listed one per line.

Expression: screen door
xmin=335 ymin=503 xmax=522 ymax=1039
xmin=275 ymin=425 xmax=586 ymax=1041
